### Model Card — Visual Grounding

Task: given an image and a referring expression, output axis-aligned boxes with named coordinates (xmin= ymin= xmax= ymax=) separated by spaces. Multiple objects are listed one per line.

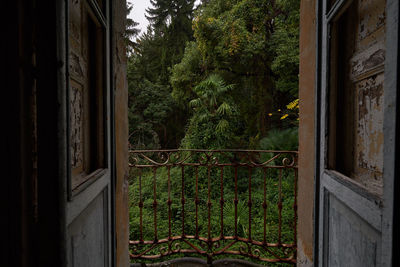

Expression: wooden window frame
xmin=67 ymin=0 xmax=109 ymax=198
xmin=326 ymin=0 xmax=357 ymax=177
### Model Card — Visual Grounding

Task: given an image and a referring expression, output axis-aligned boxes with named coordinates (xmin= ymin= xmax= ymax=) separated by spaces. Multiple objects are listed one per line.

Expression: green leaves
xmin=129 ymin=0 xmax=299 ymax=150
xmin=216 ymin=119 xmax=229 ymax=133
xmin=170 ymin=0 xmax=299 ymax=146
xmin=217 ymin=102 xmax=233 ymax=116
xmin=269 ymin=0 xmax=300 ymax=96
xmin=181 ymin=74 xmax=239 ymax=149
xmin=192 ymin=74 xmax=234 ymax=111
xmin=188 ymin=98 xmax=202 ymax=108
xmin=258 ymin=128 xmax=299 ymax=151
xmin=127 ymin=0 xmax=197 ymax=149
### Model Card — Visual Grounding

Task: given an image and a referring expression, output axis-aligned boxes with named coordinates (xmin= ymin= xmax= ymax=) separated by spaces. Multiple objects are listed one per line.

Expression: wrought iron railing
xmin=129 ymin=149 xmax=298 ymax=265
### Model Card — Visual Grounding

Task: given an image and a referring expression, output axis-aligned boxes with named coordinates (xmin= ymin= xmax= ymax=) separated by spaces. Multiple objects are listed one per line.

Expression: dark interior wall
xmin=4 ymin=0 xmax=37 ymax=266
xmin=4 ymin=1 xmax=69 ymax=266
xmin=36 ymin=1 xmax=67 ymax=266
xmin=4 ymin=0 xmax=26 ymax=266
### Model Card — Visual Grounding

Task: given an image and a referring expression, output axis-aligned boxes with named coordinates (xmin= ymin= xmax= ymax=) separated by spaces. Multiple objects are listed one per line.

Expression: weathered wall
xmin=113 ymin=0 xmax=130 ymax=266
xmin=298 ymin=0 xmax=316 ymax=265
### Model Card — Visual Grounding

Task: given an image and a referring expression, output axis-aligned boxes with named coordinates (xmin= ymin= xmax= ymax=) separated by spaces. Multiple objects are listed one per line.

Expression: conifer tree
xmin=127 ymin=0 xmax=196 ymax=149
xmin=125 ymin=2 xmax=141 ymax=53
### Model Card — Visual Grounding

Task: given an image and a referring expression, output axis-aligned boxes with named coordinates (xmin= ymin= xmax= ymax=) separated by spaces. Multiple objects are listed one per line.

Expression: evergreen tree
xmin=127 ymin=0 xmax=196 ymax=149
xmin=145 ymin=0 xmax=196 ymax=83
xmin=125 ymin=2 xmax=141 ymax=53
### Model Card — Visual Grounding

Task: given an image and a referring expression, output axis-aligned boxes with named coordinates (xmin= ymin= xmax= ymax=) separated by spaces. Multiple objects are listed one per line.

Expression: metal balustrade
xmin=129 ymin=149 xmax=297 ymax=265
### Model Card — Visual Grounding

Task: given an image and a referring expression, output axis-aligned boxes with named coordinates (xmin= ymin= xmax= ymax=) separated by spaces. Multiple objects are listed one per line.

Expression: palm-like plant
xmin=189 ymin=74 xmax=235 ymax=133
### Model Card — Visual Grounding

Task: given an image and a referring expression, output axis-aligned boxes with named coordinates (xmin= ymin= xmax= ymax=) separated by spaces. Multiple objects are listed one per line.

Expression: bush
xmin=259 ymin=128 xmax=298 ymax=151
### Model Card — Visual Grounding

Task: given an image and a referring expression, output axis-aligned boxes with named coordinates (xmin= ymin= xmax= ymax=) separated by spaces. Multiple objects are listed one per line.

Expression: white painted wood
xmin=322 ymin=171 xmax=381 ymax=231
xmin=67 ymin=171 xmax=110 ymax=225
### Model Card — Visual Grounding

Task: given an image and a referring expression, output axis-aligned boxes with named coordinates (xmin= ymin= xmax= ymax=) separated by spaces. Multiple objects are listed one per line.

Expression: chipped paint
xmin=350 ymin=43 xmax=385 ymax=82
xmin=347 ymin=0 xmax=386 ymax=195
xmin=357 ymin=0 xmax=386 ymax=49
xmin=354 ymin=72 xmax=384 ymax=193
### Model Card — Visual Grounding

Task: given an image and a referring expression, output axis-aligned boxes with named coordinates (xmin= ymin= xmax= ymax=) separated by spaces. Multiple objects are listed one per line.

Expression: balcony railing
xmin=129 ymin=149 xmax=298 ymax=265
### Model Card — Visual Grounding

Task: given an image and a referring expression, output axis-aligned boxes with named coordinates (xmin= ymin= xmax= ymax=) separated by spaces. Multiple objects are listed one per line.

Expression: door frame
xmin=381 ymin=0 xmax=399 ymax=266
xmin=314 ymin=0 xmax=399 ymax=266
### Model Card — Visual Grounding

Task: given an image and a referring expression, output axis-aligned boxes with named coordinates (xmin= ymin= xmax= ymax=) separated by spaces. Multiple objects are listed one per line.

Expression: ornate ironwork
xmin=129 ymin=149 xmax=298 ymax=265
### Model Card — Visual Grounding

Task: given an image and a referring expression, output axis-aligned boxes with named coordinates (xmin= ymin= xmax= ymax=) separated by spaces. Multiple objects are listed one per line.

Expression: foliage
xmin=127 ymin=0 xmax=300 ymax=263
xmin=171 ymin=0 xmax=300 ymax=148
xmin=181 ymin=74 xmax=240 ymax=148
xmin=270 ymin=0 xmax=300 ymax=97
xmin=129 ymin=163 xmax=296 ymax=266
xmin=170 ymin=42 xmax=204 ymax=105
xmin=128 ymin=58 xmax=174 ymax=148
xmin=128 ymin=0 xmax=196 ymax=149
xmin=259 ymin=128 xmax=299 ymax=151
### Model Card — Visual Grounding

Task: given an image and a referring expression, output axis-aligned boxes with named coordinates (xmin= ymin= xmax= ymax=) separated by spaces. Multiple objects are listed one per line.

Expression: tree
xmin=128 ymin=0 xmax=300 ymax=150
xmin=125 ymin=2 xmax=141 ymax=53
xmin=172 ymin=0 xmax=300 ymax=146
xmin=145 ymin=0 xmax=196 ymax=83
xmin=127 ymin=56 xmax=174 ymax=149
xmin=127 ymin=0 xmax=197 ymax=149
xmin=181 ymin=74 xmax=240 ymax=149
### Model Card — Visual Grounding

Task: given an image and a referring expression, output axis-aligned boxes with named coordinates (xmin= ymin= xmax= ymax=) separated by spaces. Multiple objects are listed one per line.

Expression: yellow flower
xmin=278 ymin=109 xmax=281 ymax=112
xmin=287 ymin=99 xmax=299 ymax=110
xmin=280 ymin=114 xmax=289 ymax=120
xmin=268 ymin=113 xmax=273 ymax=117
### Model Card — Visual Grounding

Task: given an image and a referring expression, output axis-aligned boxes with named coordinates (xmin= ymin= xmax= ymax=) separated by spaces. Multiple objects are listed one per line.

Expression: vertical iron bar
xmin=263 ymin=167 xmax=267 ymax=244
xmin=220 ymin=166 xmax=224 ymax=239
xmin=181 ymin=165 xmax=185 ymax=237
xmin=153 ymin=167 xmax=158 ymax=242
xmin=167 ymin=166 xmax=172 ymax=240
xmin=195 ymin=166 xmax=199 ymax=238
xmin=234 ymin=166 xmax=238 ymax=239
xmin=207 ymin=166 xmax=212 ymax=241
xmin=139 ymin=168 xmax=143 ymax=243
xmin=278 ymin=168 xmax=283 ymax=245
xmin=248 ymin=166 xmax=252 ymax=241
xmin=129 ymin=150 xmax=298 ymax=262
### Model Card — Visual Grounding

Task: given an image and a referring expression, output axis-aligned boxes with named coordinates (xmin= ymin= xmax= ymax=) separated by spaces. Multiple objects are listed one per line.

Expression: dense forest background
xmin=127 ymin=1 xmax=300 ymax=264
xmin=126 ymin=0 xmax=299 ymax=151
